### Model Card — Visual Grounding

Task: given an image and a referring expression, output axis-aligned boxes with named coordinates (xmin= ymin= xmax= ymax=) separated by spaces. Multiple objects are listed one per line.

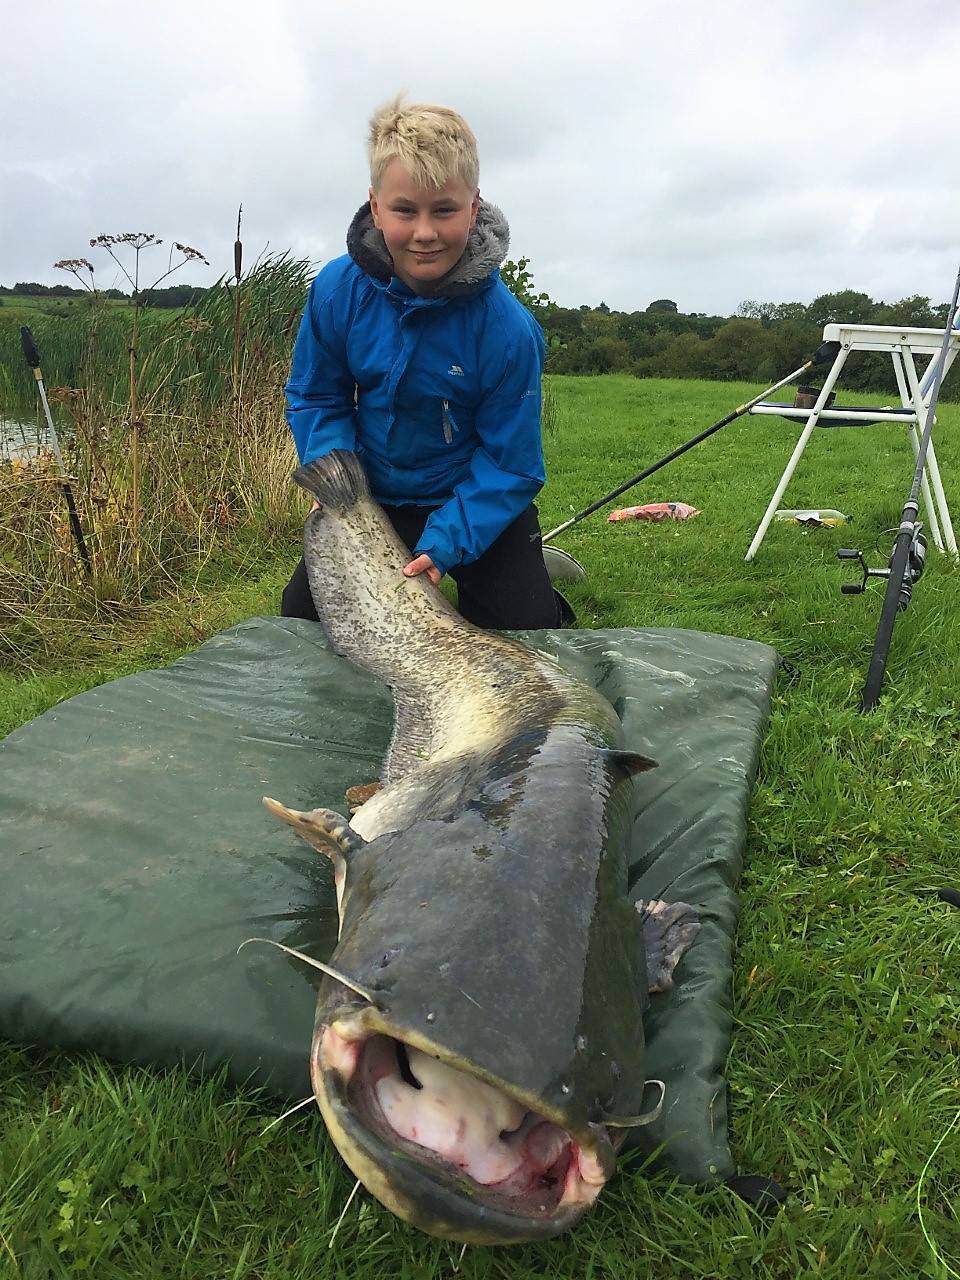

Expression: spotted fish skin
xmin=280 ymin=451 xmax=666 ymax=1244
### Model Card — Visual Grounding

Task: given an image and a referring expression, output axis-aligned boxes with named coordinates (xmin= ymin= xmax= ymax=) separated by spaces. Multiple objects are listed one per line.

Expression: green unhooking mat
xmin=0 ymin=618 xmax=777 ymax=1184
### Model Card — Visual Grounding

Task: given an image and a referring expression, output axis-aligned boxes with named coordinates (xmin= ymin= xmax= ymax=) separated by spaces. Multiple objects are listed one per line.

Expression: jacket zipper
xmin=441 ymin=399 xmax=458 ymax=444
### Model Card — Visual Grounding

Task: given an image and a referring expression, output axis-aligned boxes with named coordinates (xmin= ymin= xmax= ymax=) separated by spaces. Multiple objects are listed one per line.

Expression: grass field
xmin=1 ymin=375 xmax=959 ymax=1278
xmin=0 ymin=293 xmax=151 ymax=322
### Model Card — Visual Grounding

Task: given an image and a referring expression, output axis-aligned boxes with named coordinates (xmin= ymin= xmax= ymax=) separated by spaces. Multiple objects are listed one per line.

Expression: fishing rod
xmin=838 ymin=264 xmax=960 ymax=712
xmin=540 ymin=339 xmax=842 ymax=547
xmin=19 ymin=325 xmax=93 ymax=576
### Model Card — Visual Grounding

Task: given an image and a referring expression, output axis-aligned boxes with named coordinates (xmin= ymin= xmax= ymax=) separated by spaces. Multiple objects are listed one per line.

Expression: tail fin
xmin=293 ymin=450 xmax=370 ymax=512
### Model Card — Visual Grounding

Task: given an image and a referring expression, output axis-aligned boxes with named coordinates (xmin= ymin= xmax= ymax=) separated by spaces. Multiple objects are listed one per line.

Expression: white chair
xmin=744 ymin=322 xmax=960 ymax=560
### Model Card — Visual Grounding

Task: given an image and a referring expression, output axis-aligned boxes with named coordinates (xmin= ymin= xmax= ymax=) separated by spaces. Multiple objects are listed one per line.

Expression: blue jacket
xmin=284 ymin=201 xmax=546 ymax=576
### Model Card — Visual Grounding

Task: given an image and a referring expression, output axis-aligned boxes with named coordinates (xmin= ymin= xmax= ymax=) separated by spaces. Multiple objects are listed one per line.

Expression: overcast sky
xmin=3 ymin=0 xmax=959 ymax=315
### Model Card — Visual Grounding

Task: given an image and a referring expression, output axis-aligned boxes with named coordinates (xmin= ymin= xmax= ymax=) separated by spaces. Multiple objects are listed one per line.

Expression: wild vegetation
xmin=2 ymin=371 xmax=959 ymax=1278
xmin=0 ymin=251 xmax=311 ymax=667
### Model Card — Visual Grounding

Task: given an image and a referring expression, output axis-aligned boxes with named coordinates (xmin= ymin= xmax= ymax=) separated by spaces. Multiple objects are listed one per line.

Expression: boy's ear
xmin=369 ymin=186 xmax=381 ymax=229
xmin=470 ymin=188 xmax=480 ymax=228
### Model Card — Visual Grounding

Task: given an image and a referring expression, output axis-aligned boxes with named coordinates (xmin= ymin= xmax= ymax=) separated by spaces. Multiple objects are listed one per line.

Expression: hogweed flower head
xmin=174 ymin=242 xmax=209 ymax=264
xmin=54 ymin=257 xmax=95 ymax=274
xmin=90 ymin=232 xmax=162 ymax=250
xmin=53 ymin=257 xmax=97 ymax=291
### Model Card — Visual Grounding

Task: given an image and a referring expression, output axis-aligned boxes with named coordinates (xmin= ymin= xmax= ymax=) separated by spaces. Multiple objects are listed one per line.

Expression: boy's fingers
xmin=403 ymin=554 xmax=441 ymax=585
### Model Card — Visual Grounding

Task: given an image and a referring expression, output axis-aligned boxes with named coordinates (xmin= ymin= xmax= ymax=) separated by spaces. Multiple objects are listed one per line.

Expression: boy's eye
xmin=391 ymin=207 xmax=455 ymax=217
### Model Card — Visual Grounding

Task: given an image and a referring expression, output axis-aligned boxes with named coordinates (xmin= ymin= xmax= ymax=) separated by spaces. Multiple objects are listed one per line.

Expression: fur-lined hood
xmin=345 ymin=198 xmax=510 ymax=299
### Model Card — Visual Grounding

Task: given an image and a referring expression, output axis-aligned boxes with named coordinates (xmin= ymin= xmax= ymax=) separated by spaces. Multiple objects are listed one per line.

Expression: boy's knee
xmin=507 ymin=592 xmax=563 ymax=631
xmin=457 ymin=586 xmax=561 ymax=631
xmin=281 ymin=559 xmax=320 ymax=621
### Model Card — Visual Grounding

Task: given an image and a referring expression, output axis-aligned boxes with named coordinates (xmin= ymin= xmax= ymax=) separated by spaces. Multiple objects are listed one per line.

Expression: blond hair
xmin=368 ymin=97 xmax=479 ymax=192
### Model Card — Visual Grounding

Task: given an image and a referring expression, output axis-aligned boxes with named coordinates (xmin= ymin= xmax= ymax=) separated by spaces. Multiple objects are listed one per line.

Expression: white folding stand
xmin=744 ymin=322 xmax=960 ymax=561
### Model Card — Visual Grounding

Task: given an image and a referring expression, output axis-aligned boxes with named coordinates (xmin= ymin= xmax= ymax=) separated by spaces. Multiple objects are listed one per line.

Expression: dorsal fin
xmin=604 ymin=750 xmax=658 ymax=778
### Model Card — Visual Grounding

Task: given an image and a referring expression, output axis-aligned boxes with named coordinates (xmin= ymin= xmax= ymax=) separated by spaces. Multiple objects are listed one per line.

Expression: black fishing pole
xmin=19 ymin=325 xmax=93 ymax=575
xmin=541 ymin=339 xmax=841 ymax=546
xmin=838 ymin=264 xmax=960 ymax=712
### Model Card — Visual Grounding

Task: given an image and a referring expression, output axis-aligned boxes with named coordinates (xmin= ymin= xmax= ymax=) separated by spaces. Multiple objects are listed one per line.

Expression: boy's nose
xmin=412 ymin=216 xmax=438 ymax=243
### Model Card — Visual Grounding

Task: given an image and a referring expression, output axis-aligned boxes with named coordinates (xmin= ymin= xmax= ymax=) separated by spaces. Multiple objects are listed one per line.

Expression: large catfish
xmin=262 ymin=451 xmax=698 ymax=1245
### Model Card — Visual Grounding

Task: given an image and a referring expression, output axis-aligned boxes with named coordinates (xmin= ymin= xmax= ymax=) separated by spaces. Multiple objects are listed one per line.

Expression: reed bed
xmin=0 ymin=257 xmax=310 ymax=668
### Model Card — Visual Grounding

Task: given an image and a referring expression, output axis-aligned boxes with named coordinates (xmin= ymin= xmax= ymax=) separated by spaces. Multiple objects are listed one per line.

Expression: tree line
xmin=538 ymin=289 xmax=957 ymax=397
xmin=0 ymin=281 xmax=205 ymax=308
xmin=493 ymin=260 xmax=957 ymax=397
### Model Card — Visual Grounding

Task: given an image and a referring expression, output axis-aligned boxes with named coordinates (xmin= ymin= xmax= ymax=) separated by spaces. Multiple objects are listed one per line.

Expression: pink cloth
xmin=608 ymin=502 xmax=700 ymax=523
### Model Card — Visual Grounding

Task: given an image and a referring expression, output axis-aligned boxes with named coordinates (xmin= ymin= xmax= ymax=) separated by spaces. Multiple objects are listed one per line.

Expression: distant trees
xmin=0 ymin=281 xmax=206 ymax=307
xmin=138 ymin=283 xmax=207 ymax=308
xmin=539 ymin=286 xmax=959 ymax=398
xmin=5 ymin=281 xmax=80 ymax=297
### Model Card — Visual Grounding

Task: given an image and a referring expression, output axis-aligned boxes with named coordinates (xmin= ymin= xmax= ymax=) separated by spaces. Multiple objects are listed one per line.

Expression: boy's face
xmin=369 ymin=158 xmax=479 ymax=293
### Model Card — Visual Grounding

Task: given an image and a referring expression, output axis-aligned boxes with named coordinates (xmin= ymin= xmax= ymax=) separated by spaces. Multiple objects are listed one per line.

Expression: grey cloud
xmin=2 ymin=0 xmax=960 ymax=316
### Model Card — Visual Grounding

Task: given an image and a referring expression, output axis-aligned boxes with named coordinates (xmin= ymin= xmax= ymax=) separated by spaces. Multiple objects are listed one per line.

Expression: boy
xmin=281 ymin=97 xmax=560 ymax=630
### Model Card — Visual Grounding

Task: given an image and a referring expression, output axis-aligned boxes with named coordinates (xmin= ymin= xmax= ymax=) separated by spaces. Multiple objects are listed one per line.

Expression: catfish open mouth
xmin=314 ymin=1023 xmax=610 ymax=1234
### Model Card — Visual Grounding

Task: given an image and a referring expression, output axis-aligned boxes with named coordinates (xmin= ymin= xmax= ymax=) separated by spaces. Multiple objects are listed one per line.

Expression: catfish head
xmin=262 ymin=745 xmax=673 ymax=1245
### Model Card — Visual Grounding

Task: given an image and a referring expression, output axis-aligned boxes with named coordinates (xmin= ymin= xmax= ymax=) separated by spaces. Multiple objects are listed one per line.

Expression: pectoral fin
xmin=263 ymin=797 xmax=364 ymax=936
xmin=636 ymin=899 xmax=700 ymax=993
xmin=262 ymin=797 xmax=364 ymax=858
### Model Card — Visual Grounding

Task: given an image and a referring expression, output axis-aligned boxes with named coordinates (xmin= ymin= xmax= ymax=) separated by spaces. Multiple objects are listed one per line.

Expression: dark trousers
xmin=281 ymin=502 xmax=560 ymax=630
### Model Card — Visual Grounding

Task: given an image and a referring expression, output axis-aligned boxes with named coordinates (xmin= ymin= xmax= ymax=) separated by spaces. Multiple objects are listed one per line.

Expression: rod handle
xmin=20 ymin=325 xmax=40 ymax=369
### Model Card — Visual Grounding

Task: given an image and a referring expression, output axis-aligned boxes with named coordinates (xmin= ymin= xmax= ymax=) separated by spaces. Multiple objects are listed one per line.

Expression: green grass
xmin=0 ymin=293 xmax=152 ymax=324
xmin=2 ymin=375 xmax=960 ymax=1278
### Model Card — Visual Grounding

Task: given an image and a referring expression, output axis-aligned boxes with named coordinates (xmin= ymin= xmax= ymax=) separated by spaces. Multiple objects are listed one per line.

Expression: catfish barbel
xmin=260 ymin=449 xmax=698 ymax=1245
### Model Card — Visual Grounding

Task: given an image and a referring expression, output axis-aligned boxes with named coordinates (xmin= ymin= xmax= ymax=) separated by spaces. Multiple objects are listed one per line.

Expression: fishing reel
xmin=838 ymin=525 xmax=927 ymax=610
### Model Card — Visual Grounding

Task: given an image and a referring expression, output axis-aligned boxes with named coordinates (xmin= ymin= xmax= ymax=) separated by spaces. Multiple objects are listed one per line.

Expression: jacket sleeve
xmin=284 ymin=271 xmax=357 ymax=464
xmin=413 ymin=317 xmax=547 ymax=576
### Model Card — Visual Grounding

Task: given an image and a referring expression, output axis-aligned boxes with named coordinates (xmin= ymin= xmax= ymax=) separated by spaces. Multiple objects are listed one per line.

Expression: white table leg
xmin=745 ymin=349 xmax=849 ymax=561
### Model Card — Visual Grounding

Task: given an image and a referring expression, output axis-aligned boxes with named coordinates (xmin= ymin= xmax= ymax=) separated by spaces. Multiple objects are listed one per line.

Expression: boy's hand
xmin=403 ymin=554 xmax=441 ymax=586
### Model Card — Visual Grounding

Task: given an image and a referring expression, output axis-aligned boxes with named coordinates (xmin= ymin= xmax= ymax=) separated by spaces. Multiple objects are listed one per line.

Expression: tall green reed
xmin=0 ymin=253 xmax=308 ymax=417
xmin=0 ymin=255 xmax=312 ymax=668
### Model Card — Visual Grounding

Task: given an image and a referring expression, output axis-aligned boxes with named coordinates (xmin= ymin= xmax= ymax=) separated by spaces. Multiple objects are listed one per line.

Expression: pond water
xmin=1 ymin=417 xmax=48 ymax=462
